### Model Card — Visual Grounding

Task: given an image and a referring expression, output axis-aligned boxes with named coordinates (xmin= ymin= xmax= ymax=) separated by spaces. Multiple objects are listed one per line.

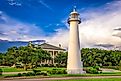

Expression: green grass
xmin=35 ymin=67 xmax=65 ymax=70
xmin=50 ymin=78 xmax=121 ymax=81
xmin=1 ymin=67 xmax=121 ymax=76
xmin=49 ymin=74 xmax=121 ymax=77
xmin=0 ymin=67 xmax=65 ymax=72
xmin=0 ymin=67 xmax=25 ymax=72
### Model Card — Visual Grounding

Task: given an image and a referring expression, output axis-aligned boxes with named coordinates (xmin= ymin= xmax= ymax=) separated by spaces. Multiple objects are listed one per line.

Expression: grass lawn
xmin=0 ymin=67 xmax=65 ymax=72
xmin=50 ymin=78 xmax=121 ymax=81
xmin=1 ymin=67 xmax=25 ymax=72
xmin=1 ymin=67 xmax=121 ymax=77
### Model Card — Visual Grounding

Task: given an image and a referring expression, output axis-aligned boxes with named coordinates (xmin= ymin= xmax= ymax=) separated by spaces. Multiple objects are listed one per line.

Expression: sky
xmin=0 ymin=0 xmax=121 ymax=49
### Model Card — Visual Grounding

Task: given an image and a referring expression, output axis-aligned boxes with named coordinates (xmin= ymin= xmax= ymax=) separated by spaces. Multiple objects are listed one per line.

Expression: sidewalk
xmin=1 ymin=76 xmax=121 ymax=81
xmin=3 ymin=71 xmax=32 ymax=75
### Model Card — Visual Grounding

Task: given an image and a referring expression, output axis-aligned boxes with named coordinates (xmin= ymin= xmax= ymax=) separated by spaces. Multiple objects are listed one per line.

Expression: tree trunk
xmin=12 ymin=64 xmax=16 ymax=68
xmin=24 ymin=64 xmax=27 ymax=71
xmin=30 ymin=65 xmax=32 ymax=69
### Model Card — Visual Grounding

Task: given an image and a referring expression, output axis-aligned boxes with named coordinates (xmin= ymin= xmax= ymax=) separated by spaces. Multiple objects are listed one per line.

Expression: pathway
xmin=1 ymin=76 xmax=121 ymax=81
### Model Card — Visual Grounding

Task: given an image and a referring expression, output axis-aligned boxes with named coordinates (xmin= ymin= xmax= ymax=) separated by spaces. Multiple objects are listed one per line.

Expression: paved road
xmin=1 ymin=76 xmax=121 ymax=81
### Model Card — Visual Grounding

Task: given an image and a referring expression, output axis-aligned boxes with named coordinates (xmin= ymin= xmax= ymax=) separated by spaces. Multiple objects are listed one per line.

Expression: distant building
xmin=30 ymin=42 xmax=65 ymax=64
xmin=39 ymin=43 xmax=65 ymax=64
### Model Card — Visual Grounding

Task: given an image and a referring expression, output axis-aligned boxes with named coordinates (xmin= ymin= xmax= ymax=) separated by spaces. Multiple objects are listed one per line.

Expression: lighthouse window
xmin=71 ymin=14 xmax=77 ymax=18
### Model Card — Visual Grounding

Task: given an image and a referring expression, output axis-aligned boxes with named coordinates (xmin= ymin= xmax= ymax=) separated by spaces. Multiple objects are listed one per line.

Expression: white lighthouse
xmin=67 ymin=7 xmax=84 ymax=74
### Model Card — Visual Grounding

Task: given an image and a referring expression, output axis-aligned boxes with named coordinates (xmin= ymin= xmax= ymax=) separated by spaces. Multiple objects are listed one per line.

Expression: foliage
xmin=47 ymin=68 xmax=67 ymax=74
xmin=0 ymin=68 xmax=3 ymax=75
xmin=85 ymin=66 xmax=102 ymax=74
xmin=1 ymin=67 xmax=24 ymax=72
xmin=81 ymin=48 xmax=121 ymax=67
xmin=54 ymin=52 xmax=67 ymax=67
xmin=39 ymin=72 xmax=48 ymax=76
xmin=1 ymin=46 xmax=121 ymax=70
xmin=0 ymin=45 xmax=52 ymax=70
xmin=33 ymin=69 xmax=41 ymax=74
xmin=17 ymin=73 xmax=22 ymax=76
xmin=16 ymin=71 xmax=48 ymax=77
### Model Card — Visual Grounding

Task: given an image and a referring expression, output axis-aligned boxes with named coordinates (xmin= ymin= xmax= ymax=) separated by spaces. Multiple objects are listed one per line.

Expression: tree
xmin=6 ymin=46 xmax=19 ymax=66
xmin=81 ymin=48 xmax=121 ymax=67
xmin=17 ymin=46 xmax=33 ymax=70
xmin=55 ymin=52 xmax=67 ymax=67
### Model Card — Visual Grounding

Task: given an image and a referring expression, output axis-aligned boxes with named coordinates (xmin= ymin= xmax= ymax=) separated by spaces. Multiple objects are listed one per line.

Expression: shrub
xmin=51 ymin=69 xmax=57 ymax=74
xmin=41 ymin=64 xmax=45 ymax=67
xmin=25 ymin=72 xmax=32 ymax=76
xmin=56 ymin=69 xmax=67 ymax=74
xmin=91 ymin=68 xmax=98 ymax=74
xmin=86 ymin=67 xmax=99 ymax=74
xmin=40 ymin=72 xmax=48 ymax=76
xmin=44 ymin=64 xmax=49 ymax=67
xmin=0 ymin=68 xmax=3 ymax=75
xmin=22 ymin=73 xmax=27 ymax=76
xmin=55 ymin=70 xmax=61 ymax=74
xmin=21 ymin=72 xmax=35 ymax=76
xmin=17 ymin=73 xmax=22 ymax=76
xmin=62 ymin=69 xmax=67 ymax=74
xmin=36 ymin=72 xmax=41 ymax=75
xmin=33 ymin=69 xmax=41 ymax=74
xmin=47 ymin=68 xmax=67 ymax=74
xmin=55 ymin=64 xmax=66 ymax=68
xmin=93 ymin=66 xmax=100 ymax=70
xmin=48 ymin=64 xmax=54 ymax=67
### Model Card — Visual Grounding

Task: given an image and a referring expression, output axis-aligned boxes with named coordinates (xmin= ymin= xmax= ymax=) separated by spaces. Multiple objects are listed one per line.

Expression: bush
xmin=86 ymin=67 xmax=99 ymax=74
xmin=93 ymin=66 xmax=100 ymax=70
xmin=17 ymin=73 xmax=22 ymax=76
xmin=44 ymin=64 xmax=49 ymax=67
xmin=91 ymin=68 xmax=98 ymax=74
xmin=0 ymin=68 xmax=3 ymax=75
xmin=25 ymin=72 xmax=32 ymax=76
xmin=40 ymin=64 xmax=49 ymax=67
xmin=21 ymin=72 xmax=35 ymax=76
xmin=55 ymin=64 xmax=66 ymax=68
xmin=51 ymin=69 xmax=57 ymax=74
xmin=36 ymin=72 xmax=41 ymax=75
xmin=22 ymin=73 xmax=27 ymax=76
xmin=62 ymin=69 xmax=67 ymax=74
xmin=40 ymin=72 xmax=48 ymax=76
xmin=48 ymin=68 xmax=67 ymax=74
xmin=33 ymin=69 xmax=41 ymax=74
xmin=48 ymin=64 xmax=54 ymax=67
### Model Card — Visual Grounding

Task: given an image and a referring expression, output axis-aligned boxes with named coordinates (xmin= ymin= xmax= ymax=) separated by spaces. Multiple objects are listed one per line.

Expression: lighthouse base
xmin=67 ymin=61 xmax=86 ymax=74
xmin=67 ymin=68 xmax=85 ymax=74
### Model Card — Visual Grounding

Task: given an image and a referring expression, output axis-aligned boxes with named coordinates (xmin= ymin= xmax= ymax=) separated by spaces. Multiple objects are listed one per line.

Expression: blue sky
xmin=0 ymin=0 xmax=121 ymax=49
xmin=0 ymin=0 xmax=113 ymax=34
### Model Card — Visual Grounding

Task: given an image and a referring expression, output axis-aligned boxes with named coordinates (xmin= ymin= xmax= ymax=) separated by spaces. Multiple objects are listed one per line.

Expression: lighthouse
xmin=67 ymin=7 xmax=84 ymax=74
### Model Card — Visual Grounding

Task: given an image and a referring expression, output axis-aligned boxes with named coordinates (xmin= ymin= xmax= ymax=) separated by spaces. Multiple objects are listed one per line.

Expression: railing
xmin=67 ymin=17 xmax=81 ymax=24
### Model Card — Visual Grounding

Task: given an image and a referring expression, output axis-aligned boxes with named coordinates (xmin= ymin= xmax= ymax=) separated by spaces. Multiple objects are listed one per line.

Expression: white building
xmin=67 ymin=7 xmax=84 ymax=74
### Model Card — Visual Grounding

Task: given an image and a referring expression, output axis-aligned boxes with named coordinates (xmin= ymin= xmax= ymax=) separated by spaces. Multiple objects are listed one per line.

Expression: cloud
xmin=7 ymin=0 xmax=22 ymax=6
xmin=0 ymin=11 xmax=44 ymax=41
xmin=94 ymin=44 xmax=114 ymax=49
xmin=114 ymin=28 xmax=121 ymax=31
xmin=43 ymin=0 xmax=121 ymax=49
xmin=1 ymin=0 xmax=121 ymax=50
xmin=45 ymin=29 xmax=69 ymax=48
xmin=39 ymin=0 xmax=53 ymax=11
